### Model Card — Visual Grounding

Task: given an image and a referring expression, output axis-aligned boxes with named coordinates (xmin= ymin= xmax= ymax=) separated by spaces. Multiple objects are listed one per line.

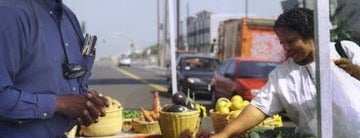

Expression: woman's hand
xmin=334 ymin=58 xmax=360 ymax=80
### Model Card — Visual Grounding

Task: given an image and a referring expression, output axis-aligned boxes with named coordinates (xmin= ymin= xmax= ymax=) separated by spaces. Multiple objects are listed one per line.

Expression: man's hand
xmin=56 ymin=95 xmax=92 ymax=125
xmin=86 ymin=90 xmax=109 ymax=117
xmin=55 ymin=93 xmax=108 ymax=126
xmin=334 ymin=58 xmax=360 ymax=80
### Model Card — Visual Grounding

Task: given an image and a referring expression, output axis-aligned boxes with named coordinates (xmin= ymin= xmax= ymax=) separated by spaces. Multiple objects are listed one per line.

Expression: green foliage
xmin=128 ymin=53 xmax=141 ymax=59
xmin=149 ymin=44 xmax=160 ymax=55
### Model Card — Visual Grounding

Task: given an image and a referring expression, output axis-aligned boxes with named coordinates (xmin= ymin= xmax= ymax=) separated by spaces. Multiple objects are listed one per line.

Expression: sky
xmin=63 ymin=0 xmax=283 ymax=58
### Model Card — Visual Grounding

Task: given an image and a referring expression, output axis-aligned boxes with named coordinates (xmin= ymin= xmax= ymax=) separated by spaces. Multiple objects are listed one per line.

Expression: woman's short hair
xmin=274 ymin=8 xmax=314 ymax=39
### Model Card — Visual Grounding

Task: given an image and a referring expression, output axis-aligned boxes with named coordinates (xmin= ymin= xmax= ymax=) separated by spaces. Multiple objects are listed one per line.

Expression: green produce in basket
xmin=123 ymin=110 xmax=141 ymax=119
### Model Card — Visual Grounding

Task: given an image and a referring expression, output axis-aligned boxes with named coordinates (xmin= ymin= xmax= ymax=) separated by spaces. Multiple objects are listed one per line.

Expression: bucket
xmin=159 ymin=110 xmax=200 ymax=138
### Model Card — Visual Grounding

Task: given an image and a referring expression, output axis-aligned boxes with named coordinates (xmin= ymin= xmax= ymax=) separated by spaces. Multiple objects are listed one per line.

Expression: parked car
xmin=167 ymin=54 xmax=221 ymax=96
xmin=210 ymin=58 xmax=280 ymax=103
xmin=118 ymin=57 xmax=132 ymax=67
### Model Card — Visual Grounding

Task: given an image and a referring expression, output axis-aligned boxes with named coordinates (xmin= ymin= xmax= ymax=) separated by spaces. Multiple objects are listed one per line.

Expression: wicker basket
xmin=159 ymin=110 xmax=200 ymax=138
xmin=133 ymin=120 xmax=161 ymax=134
xmin=209 ymin=109 xmax=231 ymax=133
xmin=80 ymin=96 xmax=124 ymax=137
xmin=79 ymin=107 xmax=123 ymax=136
xmin=122 ymin=118 xmax=136 ymax=132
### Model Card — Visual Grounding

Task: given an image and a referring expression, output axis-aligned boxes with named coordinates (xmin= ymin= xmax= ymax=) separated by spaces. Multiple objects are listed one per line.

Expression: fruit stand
xmin=68 ymin=91 xmax=207 ymax=138
xmin=68 ymin=92 xmax=292 ymax=138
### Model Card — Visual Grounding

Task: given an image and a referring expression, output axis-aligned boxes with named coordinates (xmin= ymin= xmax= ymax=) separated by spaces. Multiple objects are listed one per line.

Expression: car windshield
xmin=121 ymin=58 xmax=131 ymax=61
xmin=181 ymin=58 xmax=219 ymax=71
xmin=236 ymin=61 xmax=278 ymax=78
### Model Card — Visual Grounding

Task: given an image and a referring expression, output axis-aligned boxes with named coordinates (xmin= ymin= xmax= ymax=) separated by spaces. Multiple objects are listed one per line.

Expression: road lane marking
xmin=112 ymin=66 xmax=141 ymax=80
xmin=148 ymin=84 xmax=168 ymax=92
xmin=111 ymin=66 xmax=168 ymax=92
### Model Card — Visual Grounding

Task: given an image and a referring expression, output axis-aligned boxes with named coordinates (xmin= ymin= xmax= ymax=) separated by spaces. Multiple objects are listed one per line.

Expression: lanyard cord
xmin=39 ymin=1 xmax=82 ymax=64
xmin=55 ymin=16 xmax=70 ymax=64
xmin=305 ymin=66 xmax=316 ymax=85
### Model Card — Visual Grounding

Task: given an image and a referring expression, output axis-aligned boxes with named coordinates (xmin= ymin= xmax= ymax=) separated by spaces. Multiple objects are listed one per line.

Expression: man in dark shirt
xmin=0 ymin=0 xmax=108 ymax=137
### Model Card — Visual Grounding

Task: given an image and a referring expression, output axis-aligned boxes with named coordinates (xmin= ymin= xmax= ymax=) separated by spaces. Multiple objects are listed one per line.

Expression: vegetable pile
xmin=123 ymin=110 xmax=140 ymax=119
xmin=139 ymin=91 xmax=161 ymax=122
xmin=163 ymin=90 xmax=207 ymax=118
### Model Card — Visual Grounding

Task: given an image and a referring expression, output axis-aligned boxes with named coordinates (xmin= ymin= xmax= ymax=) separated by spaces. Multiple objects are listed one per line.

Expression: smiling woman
xmin=210 ymin=7 xmax=360 ymax=138
xmin=275 ymin=27 xmax=315 ymax=65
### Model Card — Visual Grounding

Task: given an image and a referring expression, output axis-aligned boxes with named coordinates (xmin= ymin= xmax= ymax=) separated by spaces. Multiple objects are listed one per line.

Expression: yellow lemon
xmin=241 ymin=100 xmax=250 ymax=107
xmin=225 ymin=102 xmax=232 ymax=108
xmin=218 ymin=107 xmax=230 ymax=114
xmin=216 ymin=97 xmax=231 ymax=111
xmin=229 ymin=110 xmax=242 ymax=120
xmin=230 ymin=101 xmax=243 ymax=111
xmin=215 ymin=100 xmax=228 ymax=111
xmin=231 ymin=95 xmax=243 ymax=103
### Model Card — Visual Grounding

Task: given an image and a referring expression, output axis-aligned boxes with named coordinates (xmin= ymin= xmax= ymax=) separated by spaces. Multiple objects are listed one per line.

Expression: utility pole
xmin=157 ymin=0 xmax=161 ymax=67
xmin=176 ymin=0 xmax=180 ymax=49
xmin=164 ymin=0 xmax=169 ymax=66
xmin=185 ymin=2 xmax=190 ymax=51
xmin=245 ymin=0 xmax=248 ymax=18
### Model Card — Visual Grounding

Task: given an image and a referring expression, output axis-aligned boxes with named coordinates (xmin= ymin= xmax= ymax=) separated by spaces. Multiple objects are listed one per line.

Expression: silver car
xmin=118 ymin=57 xmax=132 ymax=67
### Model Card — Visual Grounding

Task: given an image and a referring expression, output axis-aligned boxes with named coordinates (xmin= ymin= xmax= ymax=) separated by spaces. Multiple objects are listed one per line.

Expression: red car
xmin=210 ymin=58 xmax=280 ymax=103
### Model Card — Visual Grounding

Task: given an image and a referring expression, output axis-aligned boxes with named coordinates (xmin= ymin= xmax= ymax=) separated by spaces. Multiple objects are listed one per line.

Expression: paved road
xmin=88 ymin=61 xmax=170 ymax=110
xmin=88 ymin=61 xmax=214 ymax=131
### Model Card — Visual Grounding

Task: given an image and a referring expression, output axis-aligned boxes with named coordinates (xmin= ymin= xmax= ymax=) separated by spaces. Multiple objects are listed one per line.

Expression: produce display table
xmin=78 ymin=132 xmax=161 ymax=138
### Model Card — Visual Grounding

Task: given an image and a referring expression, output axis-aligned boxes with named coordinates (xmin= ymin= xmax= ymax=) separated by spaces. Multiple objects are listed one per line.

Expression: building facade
xmin=186 ymin=10 xmax=242 ymax=56
xmin=281 ymin=0 xmax=315 ymax=11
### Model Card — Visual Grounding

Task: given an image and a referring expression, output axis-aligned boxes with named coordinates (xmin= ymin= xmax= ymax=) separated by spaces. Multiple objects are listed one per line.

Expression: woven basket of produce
xmin=122 ymin=110 xmax=141 ymax=132
xmin=79 ymin=96 xmax=123 ymax=137
xmin=210 ymin=97 xmax=245 ymax=133
xmin=210 ymin=96 xmax=283 ymax=136
xmin=134 ymin=91 xmax=162 ymax=134
xmin=209 ymin=109 xmax=231 ymax=133
xmin=133 ymin=120 xmax=161 ymax=134
xmin=159 ymin=110 xmax=200 ymax=138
